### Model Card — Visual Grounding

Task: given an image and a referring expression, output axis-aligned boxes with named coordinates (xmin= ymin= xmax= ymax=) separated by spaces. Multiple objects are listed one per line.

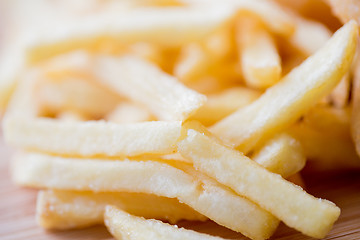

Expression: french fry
xmin=104 ymin=205 xmax=222 ymax=240
xmin=13 ymin=152 xmax=279 ymax=240
xmin=4 ymin=118 xmax=182 ymax=157
xmin=211 ymin=21 xmax=358 ymax=153
xmin=178 ymin=129 xmax=340 ymax=238
xmin=289 ymin=14 xmax=332 ymax=56
xmin=236 ymin=15 xmax=281 ymax=89
xmin=252 ymin=133 xmax=306 ymax=178
xmin=190 ymin=87 xmax=261 ymax=126
xmin=27 ymin=6 xmax=236 ymax=63
xmin=3 ymin=67 xmax=182 ymax=157
xmin=36 ymin=190 xmax=206 ymax=230
xmin=93 ymin=55 xmax=206 ymax=121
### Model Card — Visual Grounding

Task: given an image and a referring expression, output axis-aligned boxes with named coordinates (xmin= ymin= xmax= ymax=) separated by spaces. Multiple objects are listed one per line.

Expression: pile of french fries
xmin=1 ymin=0 xmax=360 ymax=239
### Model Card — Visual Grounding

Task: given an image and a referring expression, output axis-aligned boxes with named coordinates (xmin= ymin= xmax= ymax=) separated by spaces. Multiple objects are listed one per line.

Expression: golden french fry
xmin=36 ymin=190 xmax=206 ymax=230
xmin=211 ymin=21 xmax=358 ymax=153
xmin=252 ymin=133 xmax=306 ymax=178
xmin=178 ymin=130 xmax=340 ymax=238
xmin=104 ymin=205 xmax=222 ymax=240
xmin=13 ymin=152 xmax=279 ymax=240
xmin=93 ymin=55 xmax=206 ymax=121
xmin=190 ymin=87 xmax=261 ymax=126
xmin=236 ymin=15 xmax=281 ymax=89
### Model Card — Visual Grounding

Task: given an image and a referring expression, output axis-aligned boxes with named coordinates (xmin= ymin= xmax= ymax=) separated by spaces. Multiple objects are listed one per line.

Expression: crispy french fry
xmin=211 ymin=21 xmax=358 ymax=153
xmin=252 ymin=133 xmax=306 ymax=178
xmin=13 ymin=152 xmax=279 ymax=240
xmin=36 ymin=190 xmax=206 ymax=230
xmin=190 ymin=87 xmax=261 ymax=126
xmin=93 ymin=55 xmax=206 ymax=121
xmin=178 ymin=129 xmax=340 ymax=238
xmin=236 ymin=15 xmax=281 ymax=89
xmin=104 ymin=205 xmax=222 ymax=240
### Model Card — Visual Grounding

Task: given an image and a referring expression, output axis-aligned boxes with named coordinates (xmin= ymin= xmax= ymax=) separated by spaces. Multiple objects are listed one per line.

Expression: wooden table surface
xmin=0 ymin=133 xmax=359 ymax=240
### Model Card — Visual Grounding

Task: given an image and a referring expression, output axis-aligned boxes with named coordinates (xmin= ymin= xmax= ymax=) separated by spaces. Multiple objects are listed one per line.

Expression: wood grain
xmin=0 ymin=132 xmax=359 ymax=240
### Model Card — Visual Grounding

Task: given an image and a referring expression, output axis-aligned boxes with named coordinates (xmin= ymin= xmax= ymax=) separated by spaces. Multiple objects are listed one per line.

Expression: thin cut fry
xmin=104 ymin=205 xmax=223 ymax=240
xmin=211 ymin=21 xmax=358 ymax=153
xmin=28 ymin=6 xmax=235 ymax=62
xmin=252 ymin=133 xmax=306 ymax=178
xmin=36 ymin=190 xmax=206 ymax=230
xmin=190 ymin=87 xmax=260 ymax=126
xmin=236 ymin=15 xmax=281 ymax=89
xmin=13 ymin=152 xmax=279 ymax=240
xmin=4 ymin=117 xmax=182 ymax=157
xmin=290 ymin=15 xmax=332 ymax=55
xmin=178 ymin=129 xmax=340 ymax=239
xmin=93 ymin=55 xmax=206 ymax=121
xmin=3 ymin=66 xmax=182 ymax=157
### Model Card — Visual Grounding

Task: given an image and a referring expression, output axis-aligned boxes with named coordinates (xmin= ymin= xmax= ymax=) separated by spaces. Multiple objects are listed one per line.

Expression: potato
xmin=93 ymin=55 xmax=206 ymax=121
xmin=37 ymin=190 xmax=206 ymax=230
xmin=211 ymin=21 xmax=358 ymax=153
xmin=104 ymin=205 xmax=222 ymax=240
xmin=13 ymin=152 xmax=279 ymax=240
xmin=178 ymin=129 xmax=340 ymax=238
xmin=236 ymin=15 xmax=281 ymax=89
xmin=252 ymin=133 xmax=306 ymax=178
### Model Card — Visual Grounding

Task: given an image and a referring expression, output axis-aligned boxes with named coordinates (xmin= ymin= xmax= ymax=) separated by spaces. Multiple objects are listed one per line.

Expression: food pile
xmin=1 ymin=0 xmax=360 ymax=239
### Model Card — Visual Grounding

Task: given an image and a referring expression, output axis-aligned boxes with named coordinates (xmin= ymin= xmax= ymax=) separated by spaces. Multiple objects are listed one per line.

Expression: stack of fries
xmin=1 ymin=0 xmax=360 ymax=239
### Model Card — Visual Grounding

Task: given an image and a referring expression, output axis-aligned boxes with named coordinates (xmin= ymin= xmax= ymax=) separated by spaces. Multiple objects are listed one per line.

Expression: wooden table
xmin=0 ymin=133 xmax=359 ymax=240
